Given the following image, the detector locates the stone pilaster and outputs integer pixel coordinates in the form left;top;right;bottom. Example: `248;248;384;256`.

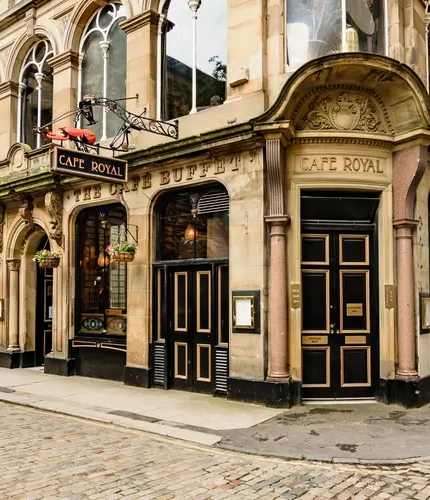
7;259;20;352
121;10;159;118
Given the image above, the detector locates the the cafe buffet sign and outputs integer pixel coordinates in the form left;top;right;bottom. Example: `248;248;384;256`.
294;155;386;174
52;146;127;183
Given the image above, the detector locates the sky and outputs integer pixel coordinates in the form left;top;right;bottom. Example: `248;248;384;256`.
166;0;227;76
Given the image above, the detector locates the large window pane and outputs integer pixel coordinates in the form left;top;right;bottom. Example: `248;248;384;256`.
286;0;385;71
164;0;227;120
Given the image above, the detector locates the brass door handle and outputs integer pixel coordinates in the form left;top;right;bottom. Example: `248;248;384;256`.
330;323;335;334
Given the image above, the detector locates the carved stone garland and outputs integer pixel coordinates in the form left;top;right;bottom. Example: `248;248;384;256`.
45;191;63;246
296;91;386;134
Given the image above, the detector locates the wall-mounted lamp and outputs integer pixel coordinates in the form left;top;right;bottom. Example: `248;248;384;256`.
184;207;198;241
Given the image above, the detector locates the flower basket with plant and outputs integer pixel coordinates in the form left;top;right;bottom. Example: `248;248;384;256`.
106;242;137;263
33;249;61;268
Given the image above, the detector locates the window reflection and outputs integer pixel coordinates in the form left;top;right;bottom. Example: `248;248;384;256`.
163;0;227;120
287;0;385;71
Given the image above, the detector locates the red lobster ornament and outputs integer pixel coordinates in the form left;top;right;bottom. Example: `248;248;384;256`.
44;127;96;145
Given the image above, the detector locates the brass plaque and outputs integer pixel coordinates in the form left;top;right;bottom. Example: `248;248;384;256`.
291;284;301;309
385;284;395;309
345;335;367;345
346;303;363;316
302;335;328;345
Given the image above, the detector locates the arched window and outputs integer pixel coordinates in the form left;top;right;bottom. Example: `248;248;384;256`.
17;40;53;149
286;0;387;71
76;204;128;337
79;3;127;142
160;0;227;120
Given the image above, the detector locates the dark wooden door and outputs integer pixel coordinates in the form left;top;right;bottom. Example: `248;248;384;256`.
35;265;53;365
168;266;214;393
301;231;378;399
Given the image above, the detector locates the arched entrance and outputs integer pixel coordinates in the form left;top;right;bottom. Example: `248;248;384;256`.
152;183;229;393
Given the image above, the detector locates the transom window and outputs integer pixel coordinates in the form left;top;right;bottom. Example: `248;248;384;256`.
286;0;387;71
79;3;127;142
17;40;53;149
156;187;229;261
160;0;227;120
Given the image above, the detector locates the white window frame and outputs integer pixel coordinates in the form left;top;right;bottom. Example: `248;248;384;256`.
17;40;53;149
78;3;126;141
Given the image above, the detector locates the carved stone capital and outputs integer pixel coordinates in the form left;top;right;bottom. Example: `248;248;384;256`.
48;50;80;72
120;10;160;34
45;191;63;246
7;259;20;271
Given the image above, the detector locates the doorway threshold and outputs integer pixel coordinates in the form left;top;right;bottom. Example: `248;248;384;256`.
302;398;376;405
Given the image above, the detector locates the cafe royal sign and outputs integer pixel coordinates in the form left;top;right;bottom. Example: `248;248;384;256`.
51;146;127;184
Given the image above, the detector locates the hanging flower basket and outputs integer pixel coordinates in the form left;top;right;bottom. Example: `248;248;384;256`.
106;242;137;264
33;250;61;268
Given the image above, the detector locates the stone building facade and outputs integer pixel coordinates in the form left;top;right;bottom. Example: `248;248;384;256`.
0;0;429;407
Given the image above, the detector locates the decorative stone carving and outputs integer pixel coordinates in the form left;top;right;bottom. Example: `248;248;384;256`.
25;8;36;37
18;196;34;227
45;191;63;245
296;91;387;133
7;259;20;272
0;42;13;68
53;7;74;35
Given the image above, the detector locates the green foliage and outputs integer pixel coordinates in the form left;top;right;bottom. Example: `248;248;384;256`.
33;250;61;262
106;242;137;254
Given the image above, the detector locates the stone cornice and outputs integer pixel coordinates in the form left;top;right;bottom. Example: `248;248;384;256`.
48;50;80;72
0;0;49;32
120;10;160;34
0;80;19;99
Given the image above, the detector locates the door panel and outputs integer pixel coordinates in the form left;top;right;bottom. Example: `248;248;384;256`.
36;266;53;366
301;231;378;399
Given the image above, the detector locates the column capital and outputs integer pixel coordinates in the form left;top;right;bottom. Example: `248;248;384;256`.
120;10;160;34
7;259;20;271
0;80;20;100
265;215;290;226
48;50;80;73
393;217;419;229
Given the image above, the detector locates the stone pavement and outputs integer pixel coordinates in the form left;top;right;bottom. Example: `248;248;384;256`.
1;367;430;464
2;402;430;500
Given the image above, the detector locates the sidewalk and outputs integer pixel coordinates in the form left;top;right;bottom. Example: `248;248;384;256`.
1;367;430;465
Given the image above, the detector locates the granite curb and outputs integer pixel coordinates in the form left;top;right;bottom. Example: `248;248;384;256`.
2;391;430;466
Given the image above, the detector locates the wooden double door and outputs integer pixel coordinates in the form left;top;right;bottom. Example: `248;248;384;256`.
35;263;53;365
163;263;229;393
301;229;379;399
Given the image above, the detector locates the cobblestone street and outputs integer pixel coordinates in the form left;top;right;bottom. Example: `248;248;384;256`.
1;402;430;500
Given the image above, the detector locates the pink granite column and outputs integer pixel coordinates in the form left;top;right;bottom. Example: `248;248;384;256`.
266;215;289;380
394;219;418;379
392;145;427;381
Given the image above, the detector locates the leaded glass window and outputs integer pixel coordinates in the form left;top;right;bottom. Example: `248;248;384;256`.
17;40;53;149
80;3;127;142
76;204;128;336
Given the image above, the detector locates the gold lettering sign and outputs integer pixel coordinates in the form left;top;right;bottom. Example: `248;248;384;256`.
345;336;367;345
290;284;301;309
295;155;385;174
346;303;363;316
302;335;328;345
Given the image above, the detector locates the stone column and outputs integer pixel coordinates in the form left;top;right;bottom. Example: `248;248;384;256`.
266;215;289;380
394;219;418;379
7;259;20;352
121;10;159;119
393;145;427;381
0;81;19;153
264;134;290;381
